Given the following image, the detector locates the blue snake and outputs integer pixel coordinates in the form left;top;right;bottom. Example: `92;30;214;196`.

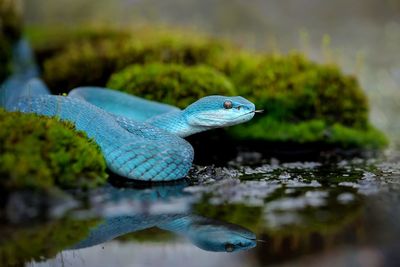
1;39;258;181
1;40;258;254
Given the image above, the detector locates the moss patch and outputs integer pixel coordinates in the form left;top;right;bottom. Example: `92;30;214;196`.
29;26;387;150
107;63;235;108
220;53;388;149
228;53;368;127
33;27;232;94
0;109;107;191
230;118;388;149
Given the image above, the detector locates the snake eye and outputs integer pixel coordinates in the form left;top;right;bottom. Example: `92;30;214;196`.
225;243;235;252
223;101;233;109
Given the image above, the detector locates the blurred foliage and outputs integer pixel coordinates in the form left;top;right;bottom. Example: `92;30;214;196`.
0;217;99;266
29;26;231;94
0;0;22;82
107;63;235;108
27;26;388;149
0;109;107;191
28;26;131;68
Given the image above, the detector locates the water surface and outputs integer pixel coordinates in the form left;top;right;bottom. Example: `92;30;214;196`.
2;152;400;267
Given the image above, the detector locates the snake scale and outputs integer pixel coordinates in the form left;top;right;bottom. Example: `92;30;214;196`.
1;39;257;181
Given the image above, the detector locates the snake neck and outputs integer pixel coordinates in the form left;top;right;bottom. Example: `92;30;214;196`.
147;110;208;138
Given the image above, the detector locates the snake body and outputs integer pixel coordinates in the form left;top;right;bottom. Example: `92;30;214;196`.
1;39;256;181
73;214;257;252
72;183;257;253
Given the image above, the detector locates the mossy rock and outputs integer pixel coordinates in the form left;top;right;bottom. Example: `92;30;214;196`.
107;63;236;108
0;217;99;266
0;109;107;191
228;53;368;127
34;27;232;94
30;26;387;150
0;0;22;82
221;53;388;149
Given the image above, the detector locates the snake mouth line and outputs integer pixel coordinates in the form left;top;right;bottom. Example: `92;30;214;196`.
233;109;264;119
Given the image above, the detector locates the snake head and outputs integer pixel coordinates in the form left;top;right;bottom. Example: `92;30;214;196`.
184;95;256;128
188;220;257;252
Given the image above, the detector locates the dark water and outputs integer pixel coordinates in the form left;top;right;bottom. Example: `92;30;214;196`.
2;151;400;267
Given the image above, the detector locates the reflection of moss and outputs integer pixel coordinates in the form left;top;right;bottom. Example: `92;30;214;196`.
0;109;107;190
107;63;235;108
0;0;22;82
193;185;364;260
255;188;364;263
193;199;264;231
0;217;99;266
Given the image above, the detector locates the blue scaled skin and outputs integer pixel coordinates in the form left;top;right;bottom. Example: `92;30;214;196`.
1;40;257;181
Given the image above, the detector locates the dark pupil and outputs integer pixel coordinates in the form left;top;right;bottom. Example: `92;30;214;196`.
224;101;233;109
225;243;234;252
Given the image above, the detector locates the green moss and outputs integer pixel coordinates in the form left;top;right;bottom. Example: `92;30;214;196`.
30;26;387;149
107;63;235;108
0;109;107;191
228;53;368;127
230;117;388;149
329;123;388;149
220;53;387;149
34;27;231;94
0;0;22;82
0;217;99;266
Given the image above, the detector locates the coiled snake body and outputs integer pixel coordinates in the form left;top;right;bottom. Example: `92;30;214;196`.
1;40;256;181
